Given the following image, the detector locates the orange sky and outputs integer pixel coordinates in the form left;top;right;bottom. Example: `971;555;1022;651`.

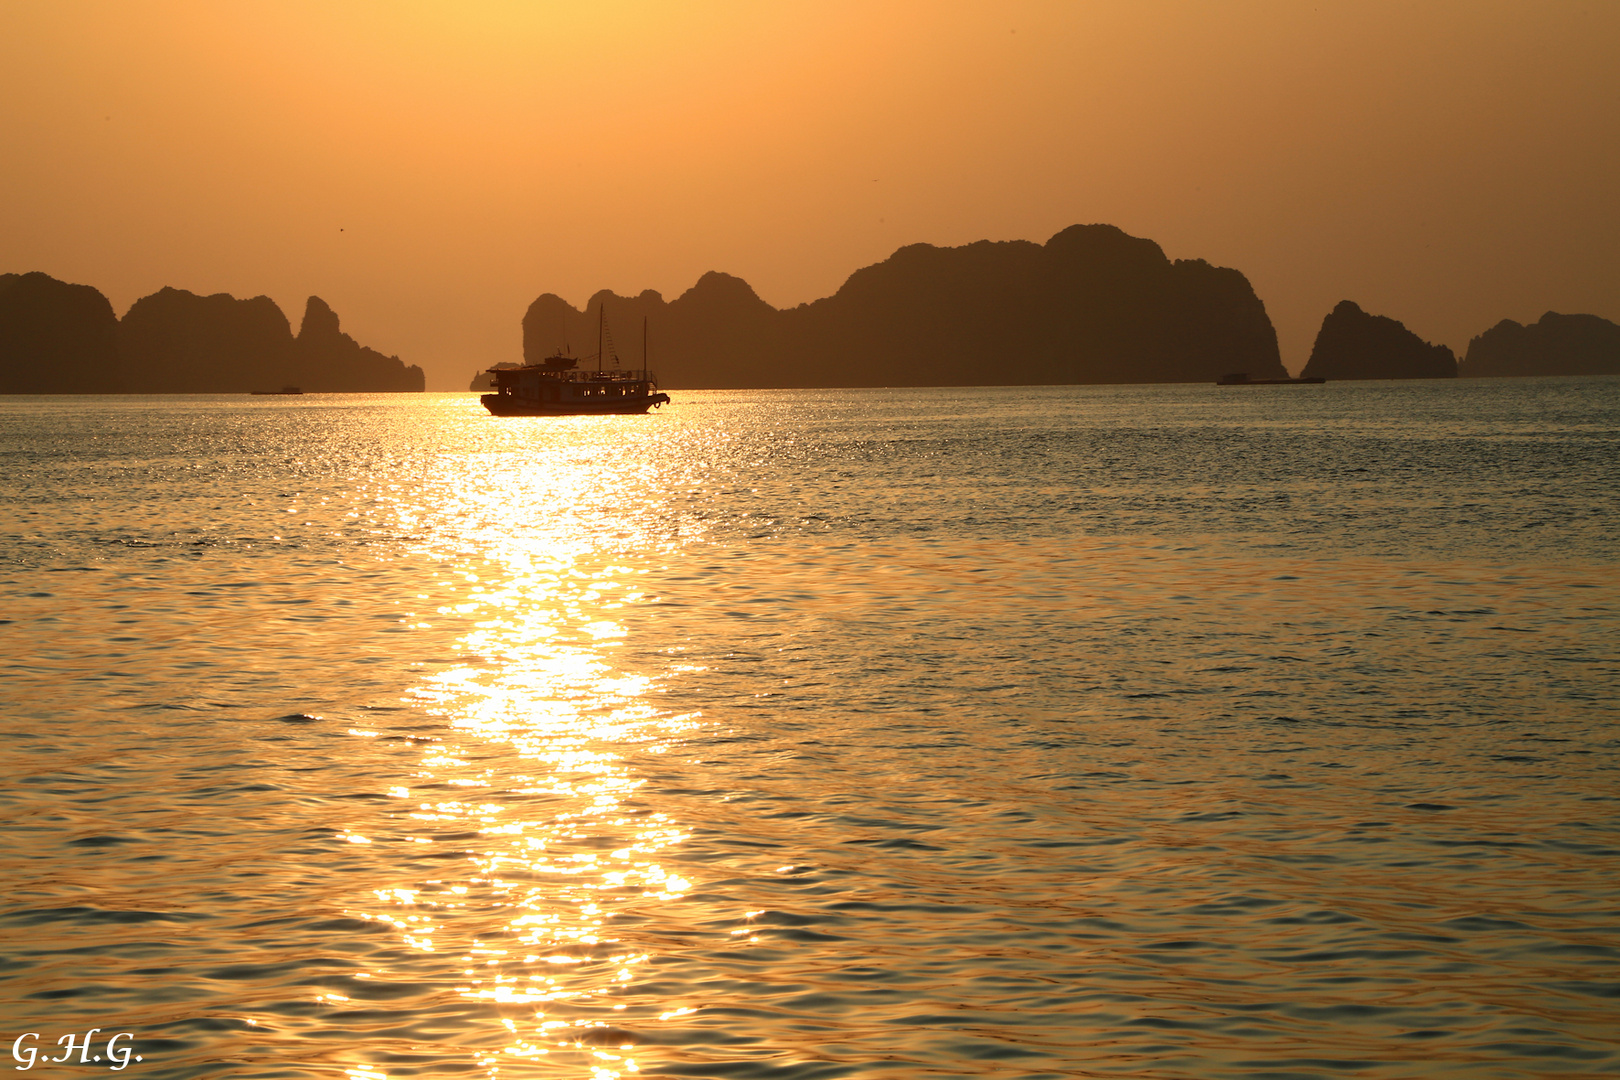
3;0;1616;385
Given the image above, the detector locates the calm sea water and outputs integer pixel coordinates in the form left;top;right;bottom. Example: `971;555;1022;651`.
1;380;1617;1080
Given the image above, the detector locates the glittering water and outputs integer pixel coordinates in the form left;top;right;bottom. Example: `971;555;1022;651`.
1;380;1617;1080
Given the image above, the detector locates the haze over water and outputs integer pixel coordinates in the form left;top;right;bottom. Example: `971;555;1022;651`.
2;380;1617;1079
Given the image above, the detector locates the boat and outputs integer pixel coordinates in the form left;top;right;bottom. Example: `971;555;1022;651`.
469;362;522;392
1216;373;1326;386
251;386;304;395
480;307;670;416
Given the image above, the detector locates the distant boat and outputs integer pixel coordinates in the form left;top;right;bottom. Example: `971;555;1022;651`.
250;386;304;395
480;307;670;416
1216;373;1326;386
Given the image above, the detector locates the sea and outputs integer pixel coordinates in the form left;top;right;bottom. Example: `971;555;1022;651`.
1;379;1616;1080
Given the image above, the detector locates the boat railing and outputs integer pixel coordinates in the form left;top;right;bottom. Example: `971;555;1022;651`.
495;366;658;384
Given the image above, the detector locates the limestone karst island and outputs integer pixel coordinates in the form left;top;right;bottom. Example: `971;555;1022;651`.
511;226;1618;388
0;274;422;394
7;225;1619;394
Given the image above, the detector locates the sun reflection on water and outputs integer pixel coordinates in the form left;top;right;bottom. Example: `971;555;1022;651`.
368;564;696;1074
338;434;710;1078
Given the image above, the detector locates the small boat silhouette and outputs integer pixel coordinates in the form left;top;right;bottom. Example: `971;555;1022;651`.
1216;373;1325;386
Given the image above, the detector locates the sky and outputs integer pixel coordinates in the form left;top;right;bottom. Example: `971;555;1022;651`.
2;0;1616;386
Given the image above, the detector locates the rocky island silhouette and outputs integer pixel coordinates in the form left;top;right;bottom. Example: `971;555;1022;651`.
0;274;423;394
0;272;125;394
10;231;1619;394
1301;301;1458;381
521;225;1289;388
1461;312;1620;378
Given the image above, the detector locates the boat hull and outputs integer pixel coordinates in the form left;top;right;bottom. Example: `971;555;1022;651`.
480;392;670;416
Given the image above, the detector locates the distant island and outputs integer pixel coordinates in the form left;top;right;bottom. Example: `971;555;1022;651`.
521;224;1289;388
0;272;423;394
1461;312;1620;378
1301;301;1458;380
1296;302;1620;381
12;242;1618;395
0;272;124;393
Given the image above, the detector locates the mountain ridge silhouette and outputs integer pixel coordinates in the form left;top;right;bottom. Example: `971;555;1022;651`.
1301;301;1458;381
1462;312;1620;377
523;224;1288;387
0;273;422;393
0;272;124;393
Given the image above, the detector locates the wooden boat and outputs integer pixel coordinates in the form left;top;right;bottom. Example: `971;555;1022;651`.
1216;373;1326;386
480;308;669;416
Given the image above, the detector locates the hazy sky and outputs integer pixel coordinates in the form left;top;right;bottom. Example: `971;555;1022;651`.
3;0;1616;385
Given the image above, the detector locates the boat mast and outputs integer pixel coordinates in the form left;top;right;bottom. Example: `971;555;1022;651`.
597;303;604;373
642;316;648;378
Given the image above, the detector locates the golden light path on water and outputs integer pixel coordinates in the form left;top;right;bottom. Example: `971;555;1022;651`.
341;421;712;1080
